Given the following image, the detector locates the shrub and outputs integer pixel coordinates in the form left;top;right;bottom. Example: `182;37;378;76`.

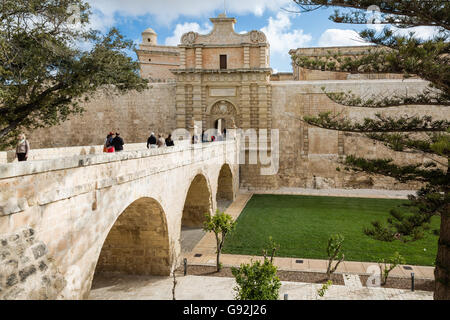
262;236;280;263
317;280;333;298
326;234;345;279
203;210;236;272
378;252;406;286
232;258;281;300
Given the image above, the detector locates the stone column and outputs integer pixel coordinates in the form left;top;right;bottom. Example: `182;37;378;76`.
195;47;202;69
175;82;186;129
243;46;250;69
180;48;186;69
258;84;268;129
240;81;251;129
259;46;267;68
192;75;202;123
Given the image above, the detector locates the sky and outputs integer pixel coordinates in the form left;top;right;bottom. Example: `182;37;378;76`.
85;0;440;73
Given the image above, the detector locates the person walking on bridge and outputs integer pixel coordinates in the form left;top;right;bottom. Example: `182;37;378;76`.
112;132;124;152
104;132;115;153
165;134;174;147
147;132;157;149
157;134;165;148
16;133;30;162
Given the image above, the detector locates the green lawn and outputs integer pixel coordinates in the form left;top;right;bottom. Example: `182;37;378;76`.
222;194;439;266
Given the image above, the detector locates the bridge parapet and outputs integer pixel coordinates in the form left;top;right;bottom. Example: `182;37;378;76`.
0;139;238;218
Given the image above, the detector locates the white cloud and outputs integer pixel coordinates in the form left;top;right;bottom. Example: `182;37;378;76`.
318;25;442;48
392;26;442;40
164;22;213;46
87;0;292;27
261;11;312;55
318;29;368;47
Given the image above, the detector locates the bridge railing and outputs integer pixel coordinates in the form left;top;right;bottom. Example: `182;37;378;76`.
0;141;194;164
0;138;238;181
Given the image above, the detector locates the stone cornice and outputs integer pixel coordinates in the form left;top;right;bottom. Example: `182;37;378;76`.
178;43;268;49
170;68;272;74
136;49;180;56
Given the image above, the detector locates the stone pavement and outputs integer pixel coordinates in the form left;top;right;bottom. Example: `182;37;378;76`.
245;187;416;199
88;274;433;300
183;191;435;280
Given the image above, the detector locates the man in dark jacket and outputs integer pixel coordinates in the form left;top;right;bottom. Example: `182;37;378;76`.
112;132;124;152
165;134;175;147
147;132;157;148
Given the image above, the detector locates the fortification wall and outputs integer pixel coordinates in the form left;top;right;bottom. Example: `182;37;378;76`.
24;83;176;149
270;79;448;190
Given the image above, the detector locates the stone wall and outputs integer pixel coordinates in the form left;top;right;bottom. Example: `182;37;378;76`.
268;79;448;190
23;83;176;149
289;46;406;81
0;227;66;300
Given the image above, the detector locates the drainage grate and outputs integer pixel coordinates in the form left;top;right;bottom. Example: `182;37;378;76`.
403;266;413;270
194;253;202;257
295;260;303;264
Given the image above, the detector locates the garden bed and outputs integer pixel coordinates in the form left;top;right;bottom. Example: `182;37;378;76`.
180;264;434;291
359;274;434;292
180;264;345;285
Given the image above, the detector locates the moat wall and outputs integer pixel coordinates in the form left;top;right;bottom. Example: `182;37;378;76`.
20;79;448;191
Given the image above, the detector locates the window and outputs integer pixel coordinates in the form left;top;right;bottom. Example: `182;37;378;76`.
220;55;227;69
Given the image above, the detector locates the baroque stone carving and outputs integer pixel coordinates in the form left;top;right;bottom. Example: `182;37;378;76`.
181;31;198;45
249;30;266;44
211;101;237;116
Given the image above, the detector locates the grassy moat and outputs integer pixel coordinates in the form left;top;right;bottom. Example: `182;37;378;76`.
222;194;439;266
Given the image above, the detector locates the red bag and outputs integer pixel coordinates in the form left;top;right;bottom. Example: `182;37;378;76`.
107;146;115;153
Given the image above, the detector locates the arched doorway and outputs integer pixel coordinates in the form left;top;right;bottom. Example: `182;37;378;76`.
93;197;171;277
216;164;234;212
180;174;212;252
208;100;238;134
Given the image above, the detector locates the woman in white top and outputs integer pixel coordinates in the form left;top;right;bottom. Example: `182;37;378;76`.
16;133;30;162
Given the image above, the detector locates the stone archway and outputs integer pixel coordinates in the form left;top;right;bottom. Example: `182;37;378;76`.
216;164;234;212
93;197;171;277
207;100;239;132
180;174;212;253
182;174;212;227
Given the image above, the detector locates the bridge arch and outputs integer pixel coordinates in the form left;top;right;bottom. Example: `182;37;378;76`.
216;163;234;206
93;197;171;278
181;173;213;227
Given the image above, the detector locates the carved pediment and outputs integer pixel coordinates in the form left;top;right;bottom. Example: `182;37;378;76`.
249;30;267;44
211;101;237;116
181;32;198;45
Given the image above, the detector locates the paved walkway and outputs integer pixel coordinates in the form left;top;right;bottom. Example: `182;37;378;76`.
183;191;435;280
89;274;432;300
245;187;416;199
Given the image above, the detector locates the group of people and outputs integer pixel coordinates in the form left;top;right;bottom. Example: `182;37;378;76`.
103;131;124;153
147;132;174;149
199;129;227;143
13;128;204;162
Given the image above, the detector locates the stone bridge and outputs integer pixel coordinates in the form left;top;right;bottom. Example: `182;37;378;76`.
0;139;239;299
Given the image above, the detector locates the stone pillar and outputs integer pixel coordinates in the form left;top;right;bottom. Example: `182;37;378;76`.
193;77;202;123
259;46;266;68
175;83;186;129
180;48;186;69
195;47;202;69
243;46;250;68
240;82;251;129
258;84;268;129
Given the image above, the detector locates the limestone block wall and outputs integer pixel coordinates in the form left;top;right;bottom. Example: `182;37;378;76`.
0;227;66;300
269;79;449;190
0;140;239;299
23;83;177;149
